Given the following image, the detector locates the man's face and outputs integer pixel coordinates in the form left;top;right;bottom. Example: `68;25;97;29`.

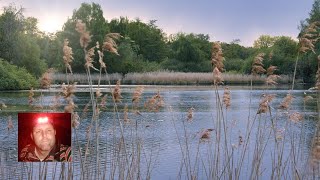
31;122;56;152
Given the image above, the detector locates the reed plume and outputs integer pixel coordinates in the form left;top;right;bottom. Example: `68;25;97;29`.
299;21;320;53
85;47;98;71
102;33;122;55
200;129;214;140
266;74;280;86
279;93;293;110
213;67;223;85
64;98;76;113
96;88;102;98
132;86;144;107
72;112;80;128
112;80;122;103
62;82;77;113
265;65;280;85
211;42;224;85
75;20;91;49
222;87;231;109
289;112;303;123
266;66;277;76
81;102;90;119
187;107;194;121
40;68;54;89
28;87;34;106
310;136;320;168
100;94;108;110
257;94;276;114
211;42;224;72
7;115;13;131
252;53;266;75
98;49;106;70
61;82;77;98
144;91;165;112
123;104;130;123
63;39;74;74
304;95;313;102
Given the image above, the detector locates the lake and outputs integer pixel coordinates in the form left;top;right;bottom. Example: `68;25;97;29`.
0;85;319;179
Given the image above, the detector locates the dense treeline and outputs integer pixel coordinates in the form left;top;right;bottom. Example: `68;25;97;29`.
0;1;320;89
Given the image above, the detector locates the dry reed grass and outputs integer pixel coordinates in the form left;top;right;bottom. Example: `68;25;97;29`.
40;68;54;89
144;91;165;112
252;53;266;75
122;71;291;85
63;39;74;74
112;80;122;103
279;93;294;110
222;87;231;109
211;42;224;85
53;73;123;84
187;107;194;121
257;94;275;114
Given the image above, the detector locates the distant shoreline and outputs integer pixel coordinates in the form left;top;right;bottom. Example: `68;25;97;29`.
52;72;294;85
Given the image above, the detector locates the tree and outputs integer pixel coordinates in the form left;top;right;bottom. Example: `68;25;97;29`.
14;34;47;77
126;19;169;63
23;17;39;35
0;5;47;77
59;2;109;73
0;6;24;63
268;36;298;75
253;35;279;49
298;0;320;83
168;33;211;72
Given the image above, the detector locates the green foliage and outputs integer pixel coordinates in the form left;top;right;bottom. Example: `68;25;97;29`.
268;36;298;75
104;37;161;73
221;42;256;73
58;2;109;73
110;17;169;63
221;42;254;60
253;35;279;49
0;59;38;90
224;58;245;72
305;0;320;25
0;5;47;78
168;33;211;72
298;0;320;83
37;34;64;70
14;34;47;77
296;51;318;83
0;6;24;63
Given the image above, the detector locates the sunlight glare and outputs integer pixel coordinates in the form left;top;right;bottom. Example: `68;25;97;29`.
38;16;62;33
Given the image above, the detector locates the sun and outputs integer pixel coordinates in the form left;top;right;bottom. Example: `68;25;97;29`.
38;16;63;33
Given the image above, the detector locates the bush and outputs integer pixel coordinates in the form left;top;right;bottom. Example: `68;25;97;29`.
0;59;38;90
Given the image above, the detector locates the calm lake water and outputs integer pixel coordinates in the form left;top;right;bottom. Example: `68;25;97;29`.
0;85;319;179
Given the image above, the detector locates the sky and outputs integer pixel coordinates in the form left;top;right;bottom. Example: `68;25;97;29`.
0;0;315;47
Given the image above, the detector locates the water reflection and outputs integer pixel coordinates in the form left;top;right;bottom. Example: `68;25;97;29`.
0;86;319;179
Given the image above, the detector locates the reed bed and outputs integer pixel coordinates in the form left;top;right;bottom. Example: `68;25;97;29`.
53;73;123;85
52;71;292;85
